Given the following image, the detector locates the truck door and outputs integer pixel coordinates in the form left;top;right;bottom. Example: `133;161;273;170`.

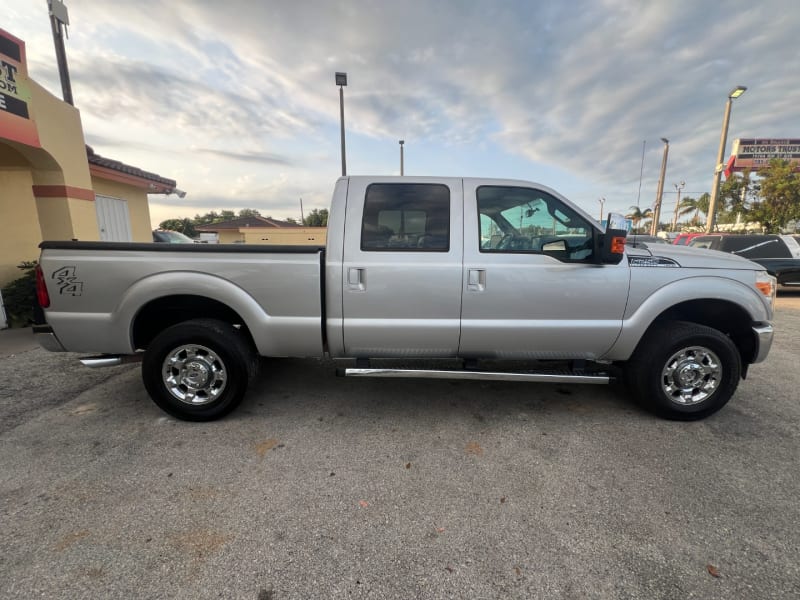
459;181;630;359
341;178;463;357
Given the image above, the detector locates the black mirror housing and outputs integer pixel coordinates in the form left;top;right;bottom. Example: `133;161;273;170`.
596;228;627;264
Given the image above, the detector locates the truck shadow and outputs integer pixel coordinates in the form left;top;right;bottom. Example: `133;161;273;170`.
239;357;644;425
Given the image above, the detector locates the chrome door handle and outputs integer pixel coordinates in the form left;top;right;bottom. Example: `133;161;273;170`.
467;269;486;291
348;267;366;291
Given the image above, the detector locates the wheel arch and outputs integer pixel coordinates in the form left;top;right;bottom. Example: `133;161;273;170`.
132;295;257;352
115;272;266;352
649;299;756;365
606;276;769;364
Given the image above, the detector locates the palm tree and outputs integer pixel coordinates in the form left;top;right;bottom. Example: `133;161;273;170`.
677;196;699;222
625;206;653;233
677;194;711;226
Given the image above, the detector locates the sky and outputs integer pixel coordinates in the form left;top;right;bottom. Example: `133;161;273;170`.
5;0;800;228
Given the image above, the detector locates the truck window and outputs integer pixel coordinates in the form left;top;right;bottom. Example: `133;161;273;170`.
477;186;593;261
360;183;450;251
726;236;791;258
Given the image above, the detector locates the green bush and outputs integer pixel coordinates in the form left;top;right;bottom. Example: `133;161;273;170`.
1;261;37;328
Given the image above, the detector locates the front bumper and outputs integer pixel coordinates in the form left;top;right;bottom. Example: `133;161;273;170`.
752;322;774;364
33;324;67;352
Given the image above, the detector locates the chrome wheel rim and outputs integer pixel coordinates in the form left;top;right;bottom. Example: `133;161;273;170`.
661;345;721;405
162;344;227;405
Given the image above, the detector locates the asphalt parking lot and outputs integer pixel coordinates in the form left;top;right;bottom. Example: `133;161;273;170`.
1;293;799;599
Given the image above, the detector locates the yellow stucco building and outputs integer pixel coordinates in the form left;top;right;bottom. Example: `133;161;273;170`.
195;216;327;246
0;28;178;287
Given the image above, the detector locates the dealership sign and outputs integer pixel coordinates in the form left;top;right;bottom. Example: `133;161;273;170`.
0;28;40;147
726;138;800;176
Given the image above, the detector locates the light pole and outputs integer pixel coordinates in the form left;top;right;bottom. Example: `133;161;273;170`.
598;197;605;223
650;138;670;236
706;86;747;233
399;140;404;175
48;0;73;105
670;181;685;231
335;72;348;176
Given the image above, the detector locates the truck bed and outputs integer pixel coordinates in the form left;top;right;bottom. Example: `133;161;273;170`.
38;241;326;357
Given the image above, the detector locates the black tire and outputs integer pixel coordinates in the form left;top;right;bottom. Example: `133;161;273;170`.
142;319;256;421
625;321;741;421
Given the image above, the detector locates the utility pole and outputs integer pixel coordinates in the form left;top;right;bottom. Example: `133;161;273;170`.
650;138;669;236
48;0;73;105
399;140;404;175
335;72;347;176
598;197;605;223
670;181;685;231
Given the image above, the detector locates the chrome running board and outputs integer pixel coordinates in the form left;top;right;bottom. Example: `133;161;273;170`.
80;354;143;368
340;368;611;384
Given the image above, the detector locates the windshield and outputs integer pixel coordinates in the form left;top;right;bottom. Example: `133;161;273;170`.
154;230;195;243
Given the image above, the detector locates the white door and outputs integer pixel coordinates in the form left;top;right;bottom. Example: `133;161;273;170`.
95;195;133;242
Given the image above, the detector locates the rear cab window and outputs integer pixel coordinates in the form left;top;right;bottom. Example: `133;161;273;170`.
360;183;450;251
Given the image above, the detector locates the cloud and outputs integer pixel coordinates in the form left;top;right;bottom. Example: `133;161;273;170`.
194;148;292;166
8;0;800;222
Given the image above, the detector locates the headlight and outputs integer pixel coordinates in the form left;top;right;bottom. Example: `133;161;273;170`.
755;270;777;307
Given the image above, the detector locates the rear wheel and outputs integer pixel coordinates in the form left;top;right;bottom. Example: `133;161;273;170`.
142;319;256;421
625;321;741;420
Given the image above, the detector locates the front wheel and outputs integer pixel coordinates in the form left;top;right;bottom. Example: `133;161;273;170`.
625;321;741;420
142;319;256;421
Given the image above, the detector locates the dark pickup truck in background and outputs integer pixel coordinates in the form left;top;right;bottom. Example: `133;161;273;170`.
689;234;800;287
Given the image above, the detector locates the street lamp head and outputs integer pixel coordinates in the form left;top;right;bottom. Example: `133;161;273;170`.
729;86;747;99
399;140;404;146
335;72;348;86
661;137;669;144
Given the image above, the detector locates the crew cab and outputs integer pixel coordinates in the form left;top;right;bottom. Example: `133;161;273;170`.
34;177;776;421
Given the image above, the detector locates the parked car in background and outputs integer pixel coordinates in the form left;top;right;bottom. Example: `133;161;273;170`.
152;230;196;243
673;232;706;246
688;234;800;287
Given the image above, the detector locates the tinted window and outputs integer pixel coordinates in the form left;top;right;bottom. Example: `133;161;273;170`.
361;183;450;251
688;236;720;250
722;236;791;258
477;186;593;261
153;230;195;243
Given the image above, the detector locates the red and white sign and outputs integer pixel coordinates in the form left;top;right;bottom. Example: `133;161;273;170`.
726;138;800;176
0;28;40;148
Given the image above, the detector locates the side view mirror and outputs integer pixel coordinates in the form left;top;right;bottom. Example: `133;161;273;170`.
597;228;627;264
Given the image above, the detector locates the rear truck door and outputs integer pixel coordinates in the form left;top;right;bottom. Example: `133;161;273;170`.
341;177;463;357
459;180;630;360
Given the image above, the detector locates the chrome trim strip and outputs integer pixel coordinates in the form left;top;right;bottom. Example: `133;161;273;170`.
80;355;143;368
343;368;611;384
752;323;774;364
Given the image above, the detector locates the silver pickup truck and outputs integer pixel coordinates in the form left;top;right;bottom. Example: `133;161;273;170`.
34;176;776;421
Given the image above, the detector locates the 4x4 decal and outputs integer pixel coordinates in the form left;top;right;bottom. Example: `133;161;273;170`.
52;266;84;296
